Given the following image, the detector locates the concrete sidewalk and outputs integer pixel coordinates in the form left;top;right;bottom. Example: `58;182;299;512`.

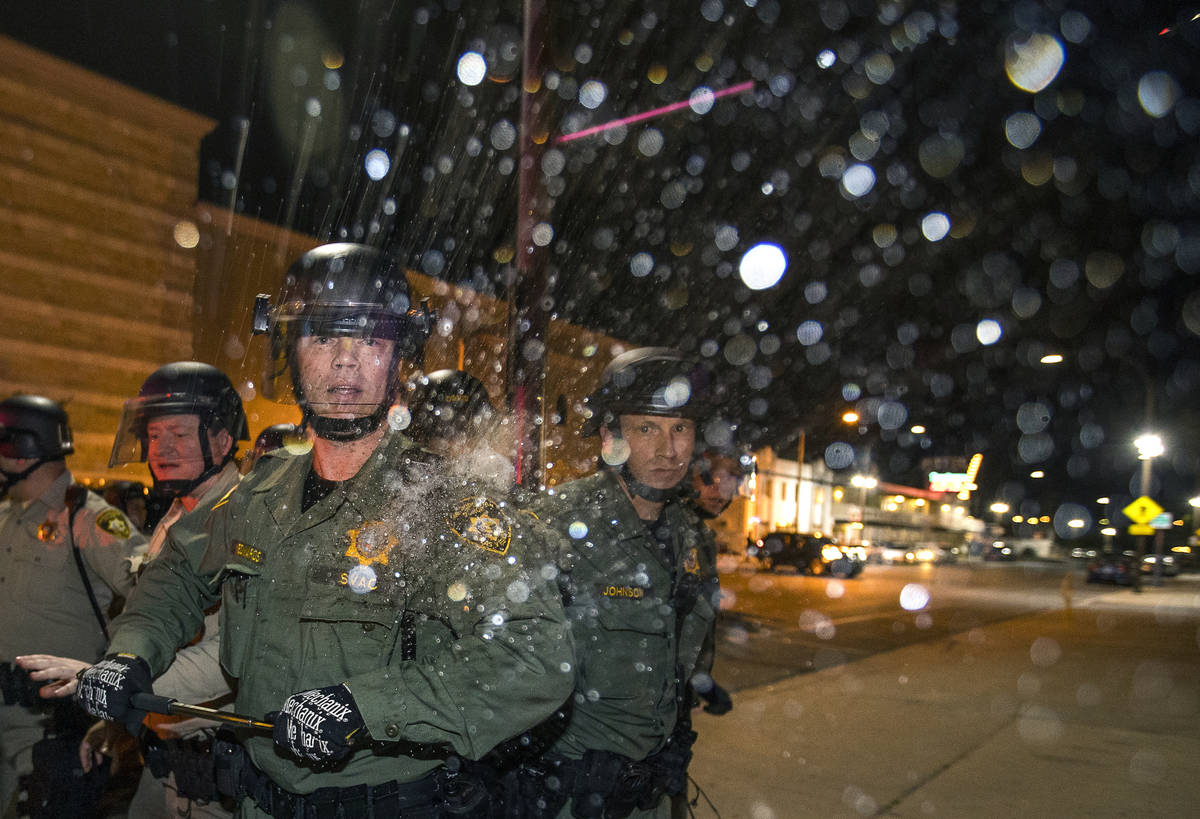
687;580;1200;818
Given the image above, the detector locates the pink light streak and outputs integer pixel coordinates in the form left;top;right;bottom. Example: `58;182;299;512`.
556;80;755;144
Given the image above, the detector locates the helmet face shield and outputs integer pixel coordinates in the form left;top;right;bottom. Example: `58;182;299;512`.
108;398;209;468
108;362;249;470
258;244;432;406
0;429;43;460
0;396;74;461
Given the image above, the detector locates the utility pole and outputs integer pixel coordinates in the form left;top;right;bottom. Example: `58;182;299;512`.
506;0;552;488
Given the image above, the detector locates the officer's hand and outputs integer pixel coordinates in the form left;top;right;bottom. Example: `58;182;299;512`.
74;653;152;731
270;683;365;763
699;682;733;716
15;654;90;698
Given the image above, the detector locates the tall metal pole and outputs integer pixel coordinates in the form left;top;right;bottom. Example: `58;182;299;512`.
506;0;552;488
793;431;805;532
1133;383;1155;592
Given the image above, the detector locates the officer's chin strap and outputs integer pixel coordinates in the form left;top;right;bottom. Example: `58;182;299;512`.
615;463;682;504
0;458;51;499
303;402;390;442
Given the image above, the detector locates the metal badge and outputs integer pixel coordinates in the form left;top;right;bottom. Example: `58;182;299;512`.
345;521;396;566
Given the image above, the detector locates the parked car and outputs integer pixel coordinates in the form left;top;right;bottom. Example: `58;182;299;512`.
749;532;863;578
877;542;956;565
1126;550;1181;577
1086;553;1135;585
984;541;1016;561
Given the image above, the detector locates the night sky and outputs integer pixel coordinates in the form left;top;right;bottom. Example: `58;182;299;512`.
4;1;1200;534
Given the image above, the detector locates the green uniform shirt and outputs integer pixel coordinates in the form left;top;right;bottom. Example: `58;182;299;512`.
108;431;573;794
532;469;720;761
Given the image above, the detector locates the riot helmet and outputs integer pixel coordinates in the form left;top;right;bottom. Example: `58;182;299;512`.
253;423;306;455
583;348;713;502
0;395;73;492
405;370;497;447
581;347;714;436
242;423;307;473
109;362;249;499
253;243;433;441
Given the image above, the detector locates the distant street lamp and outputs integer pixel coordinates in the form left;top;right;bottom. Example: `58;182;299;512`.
989;501;1009;515
842;410;860;425
1135;433;1164;460
1134;431;1165;590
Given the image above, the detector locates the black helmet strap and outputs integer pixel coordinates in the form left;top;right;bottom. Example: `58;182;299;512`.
614;462;681;504
0;456;55;498
302;402;390;442
147;417;233;500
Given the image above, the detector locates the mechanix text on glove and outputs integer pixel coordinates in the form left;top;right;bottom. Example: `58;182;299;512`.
271;683;366;763
74;653;153;726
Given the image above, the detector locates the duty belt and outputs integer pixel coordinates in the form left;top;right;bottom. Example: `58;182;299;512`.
240;766;442;819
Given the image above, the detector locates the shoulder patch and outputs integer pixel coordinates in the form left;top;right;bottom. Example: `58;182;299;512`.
95;508;132;539
447;497;511;556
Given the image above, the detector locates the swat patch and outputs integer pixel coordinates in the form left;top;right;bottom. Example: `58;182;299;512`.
682;547;701;575
37;521;57;542
95;509;131;539
447;497;511;555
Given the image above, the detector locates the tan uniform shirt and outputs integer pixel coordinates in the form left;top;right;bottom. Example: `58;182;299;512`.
0;470;144;664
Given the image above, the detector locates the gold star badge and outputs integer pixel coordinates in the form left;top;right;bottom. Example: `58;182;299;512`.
345;521;396;567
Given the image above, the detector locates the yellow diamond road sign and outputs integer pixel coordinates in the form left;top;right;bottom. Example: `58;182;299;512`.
1123;496;1163;525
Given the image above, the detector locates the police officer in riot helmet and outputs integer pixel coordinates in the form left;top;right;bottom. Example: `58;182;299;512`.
75;243;573;818
405;369;515;486
261;243;431;440
525;347;723;818
0;396;144;815
21;364;249;818
110;361;250;502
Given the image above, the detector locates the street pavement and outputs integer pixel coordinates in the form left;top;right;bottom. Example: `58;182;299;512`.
688;574;1200;818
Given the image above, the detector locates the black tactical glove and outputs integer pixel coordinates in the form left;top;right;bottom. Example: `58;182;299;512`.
74;653;153;731
270;683;365;763
699;682;733;715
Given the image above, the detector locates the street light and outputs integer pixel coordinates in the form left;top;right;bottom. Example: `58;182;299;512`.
1133;432;1165;590
1135;433;1164;460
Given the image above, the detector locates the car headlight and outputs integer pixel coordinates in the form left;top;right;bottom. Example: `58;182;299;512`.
822;545;843;562
915;549;934;562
